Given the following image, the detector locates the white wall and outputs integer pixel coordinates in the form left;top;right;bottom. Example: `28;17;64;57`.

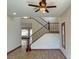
31;33;61;49
58;7;71;59
42;17;58;23
7;16;21;52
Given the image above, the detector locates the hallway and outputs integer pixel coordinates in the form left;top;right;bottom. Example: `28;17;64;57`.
7;47;65;59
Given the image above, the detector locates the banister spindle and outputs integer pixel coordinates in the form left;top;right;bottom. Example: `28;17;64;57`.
48;22;50;32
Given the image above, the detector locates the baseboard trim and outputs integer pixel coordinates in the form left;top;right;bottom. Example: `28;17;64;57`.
7;45;21;54
31;49;60;50
31;49;60;51
59;50;67;59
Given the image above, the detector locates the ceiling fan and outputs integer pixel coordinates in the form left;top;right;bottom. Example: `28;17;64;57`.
28;0;56;13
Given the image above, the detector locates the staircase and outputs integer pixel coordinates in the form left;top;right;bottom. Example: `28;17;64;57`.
26;17;59;52
30;17;48;29
31;24;49;44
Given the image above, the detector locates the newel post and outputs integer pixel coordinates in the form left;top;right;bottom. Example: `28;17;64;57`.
26;28;31;52
48;22;50;32
26;37;31;52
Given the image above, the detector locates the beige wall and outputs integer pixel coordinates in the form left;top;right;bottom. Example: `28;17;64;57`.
31;19;43;34
58;7;71;59
42;17;58;23
7;16;21;52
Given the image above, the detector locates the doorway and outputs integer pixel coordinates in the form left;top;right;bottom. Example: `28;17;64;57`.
21;28;32;49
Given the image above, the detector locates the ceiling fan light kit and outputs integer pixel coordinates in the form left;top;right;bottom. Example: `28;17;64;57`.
40;8;46;12
28;0;56;13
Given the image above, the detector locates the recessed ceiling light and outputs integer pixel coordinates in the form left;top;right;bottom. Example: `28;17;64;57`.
13;12;16;15
23;16;28;19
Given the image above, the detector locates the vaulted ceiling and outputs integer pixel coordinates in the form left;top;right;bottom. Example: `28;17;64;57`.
7;0;71;17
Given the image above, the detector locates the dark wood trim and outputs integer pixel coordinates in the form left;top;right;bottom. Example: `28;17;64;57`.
31;49;60;50
31;32;48;45
30;27;44;37
31;17;48;29
21;27;32;29
48;22;50;31
23;38;31;51
50;22;59;24
49;31;59;33
61;22;66;49
26;44;31;52
7;45;21;54
39;17;48;23
26;28;32;52
21;36;29;39
30;24;48;37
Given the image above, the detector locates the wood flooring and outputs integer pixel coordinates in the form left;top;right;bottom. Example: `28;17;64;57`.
7;47;65;59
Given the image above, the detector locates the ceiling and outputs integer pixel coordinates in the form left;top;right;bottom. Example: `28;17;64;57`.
7;0;71;17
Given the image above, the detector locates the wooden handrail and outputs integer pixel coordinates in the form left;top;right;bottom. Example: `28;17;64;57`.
50;22;59;24
30;24;48;38
39;17;48;24
29;22;59;39
30;31;48;45
30;17;48;29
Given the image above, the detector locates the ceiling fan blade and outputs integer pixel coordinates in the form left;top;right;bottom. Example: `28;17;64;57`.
35;9;40;12
28;4;39;7
45;9;49;13
46;6;56;8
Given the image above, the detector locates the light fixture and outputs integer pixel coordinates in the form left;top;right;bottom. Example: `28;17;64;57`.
23;16;28;19
42;10;46;13
13;12;16;15
40;7;46;13
28;0;56;13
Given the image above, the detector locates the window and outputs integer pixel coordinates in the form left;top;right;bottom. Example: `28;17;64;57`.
21;29;28;36
30;29;32;36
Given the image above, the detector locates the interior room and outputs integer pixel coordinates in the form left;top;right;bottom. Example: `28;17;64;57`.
7;0;71;59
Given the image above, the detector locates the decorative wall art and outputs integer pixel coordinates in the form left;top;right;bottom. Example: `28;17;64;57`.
61;22;66;49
